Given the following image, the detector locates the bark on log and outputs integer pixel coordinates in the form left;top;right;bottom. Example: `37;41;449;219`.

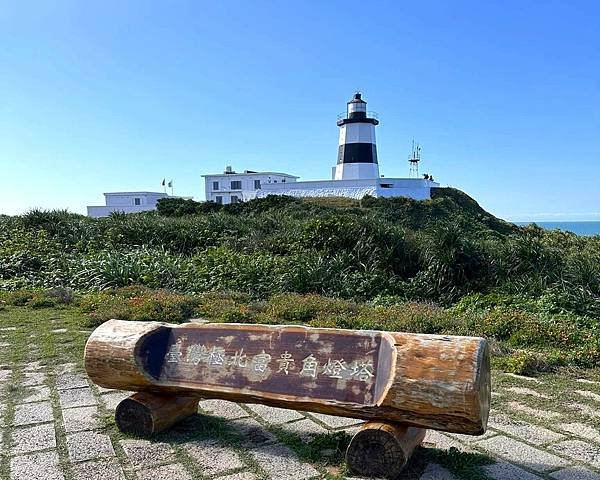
85;320;490;435
346;421;426;478
115;391;199;437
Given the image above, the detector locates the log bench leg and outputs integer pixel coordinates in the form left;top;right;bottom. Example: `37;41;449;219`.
115;392;200;437
346;421;426;479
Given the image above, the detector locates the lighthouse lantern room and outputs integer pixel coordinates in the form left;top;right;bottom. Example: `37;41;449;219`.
334;92;380;180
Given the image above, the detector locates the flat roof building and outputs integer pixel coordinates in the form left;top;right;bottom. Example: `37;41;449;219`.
87;192;169;217
202;167;298;205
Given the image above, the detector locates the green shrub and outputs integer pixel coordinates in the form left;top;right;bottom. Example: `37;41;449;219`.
79;286;200;327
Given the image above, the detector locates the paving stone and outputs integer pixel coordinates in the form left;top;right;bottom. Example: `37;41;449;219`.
0;326;17;331
250;443;320;480
279;418;329;443
55;362;77;375
504;386;549;398
502;373;543;383
56;372;89;390
199;399;249;419
419;463;458;479
507;401;561;420
22;372;46;387
478;435;569;472
62;406;101;433
576;379;600;385
23;361;44;371
71;459;126;480
95;385;116;394
51;328;67;333
67;431;115;463
550;466;600;480
307;412;364;429
59;387;97;409
10;450;64;480
228;416;278;447
217;473;258;480
446;428;499;444
21;385;51;403
184;439;245;476
566;402;600;419
13;401;54;426
101;391;130;411
488;413;565;444
576;390;600;402
423;430;471;452
483;460;543;480
120;439;176;468
245;403;304;424
11;423;57;455
558;423;600;443
549;439;600;469
136;463;193;480
0;369;11;382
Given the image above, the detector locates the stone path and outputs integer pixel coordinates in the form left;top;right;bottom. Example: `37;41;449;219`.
1;339;599;479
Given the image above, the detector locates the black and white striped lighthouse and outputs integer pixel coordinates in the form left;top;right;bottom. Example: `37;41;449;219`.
334;92;380;180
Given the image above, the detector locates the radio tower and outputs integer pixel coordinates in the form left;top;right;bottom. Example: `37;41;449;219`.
408;140;421;178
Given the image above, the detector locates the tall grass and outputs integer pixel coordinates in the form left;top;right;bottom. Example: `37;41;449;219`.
0;193;599;319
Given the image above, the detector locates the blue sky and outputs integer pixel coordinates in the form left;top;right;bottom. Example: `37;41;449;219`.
1;0;598;220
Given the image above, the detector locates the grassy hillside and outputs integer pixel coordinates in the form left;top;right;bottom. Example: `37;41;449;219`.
0;191;598;372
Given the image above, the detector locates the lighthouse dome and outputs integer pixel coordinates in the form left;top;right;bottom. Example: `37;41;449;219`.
349;92;366;104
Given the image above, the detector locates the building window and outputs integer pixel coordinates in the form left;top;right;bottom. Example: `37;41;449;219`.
274;180;277;183
231;180;242;190
215;196;223;204
282;179;286;183
213;181;219;190
231;195;240;204
134;198;141;206
254;180;261;189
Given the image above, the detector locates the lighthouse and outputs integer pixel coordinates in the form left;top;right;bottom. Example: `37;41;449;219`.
334;92;380;180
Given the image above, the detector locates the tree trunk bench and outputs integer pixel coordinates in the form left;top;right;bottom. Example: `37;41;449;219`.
85;320;490;478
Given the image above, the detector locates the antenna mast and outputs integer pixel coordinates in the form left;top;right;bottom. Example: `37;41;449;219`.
408;140;421;178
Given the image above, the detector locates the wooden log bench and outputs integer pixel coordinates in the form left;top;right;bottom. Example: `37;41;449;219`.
85;320;490;478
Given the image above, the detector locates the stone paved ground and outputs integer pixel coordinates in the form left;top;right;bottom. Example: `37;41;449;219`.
1;318;599;479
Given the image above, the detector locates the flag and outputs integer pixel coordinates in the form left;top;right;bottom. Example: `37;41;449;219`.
168;180;173;188
161;179;165;186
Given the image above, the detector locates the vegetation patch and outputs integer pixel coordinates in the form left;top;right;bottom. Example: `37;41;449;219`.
1;191;599;374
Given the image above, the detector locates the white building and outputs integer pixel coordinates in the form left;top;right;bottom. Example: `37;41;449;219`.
202;167;299;204
87;192;169;217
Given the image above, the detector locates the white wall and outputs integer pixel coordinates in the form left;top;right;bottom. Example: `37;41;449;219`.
104;193;167;207
87;204;158;218
204;173;297;204
87;192;168;217
258;178;438;201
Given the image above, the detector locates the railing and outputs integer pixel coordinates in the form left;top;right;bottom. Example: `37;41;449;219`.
337;111;379;121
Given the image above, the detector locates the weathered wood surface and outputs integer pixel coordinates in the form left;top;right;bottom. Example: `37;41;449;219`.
115;391;199;437
85;319;490;434
346;421;426;478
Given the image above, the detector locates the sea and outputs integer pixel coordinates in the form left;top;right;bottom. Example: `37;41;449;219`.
514;221;600;236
